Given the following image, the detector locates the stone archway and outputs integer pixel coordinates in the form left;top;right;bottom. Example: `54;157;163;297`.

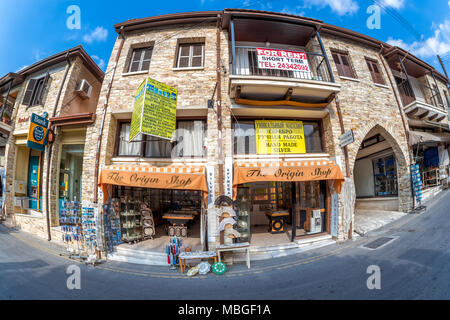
350;121;412;234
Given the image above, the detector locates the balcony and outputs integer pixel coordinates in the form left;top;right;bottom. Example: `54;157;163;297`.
396;76;448;123
225;15;340;109
0;103;14;132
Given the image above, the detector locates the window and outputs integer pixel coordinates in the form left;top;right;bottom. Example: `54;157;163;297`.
116;120;205;158
176;43;204;68
331;50;356;78
128;47;153;73
22;73;49;106
366;59;385;85
233;120;323;155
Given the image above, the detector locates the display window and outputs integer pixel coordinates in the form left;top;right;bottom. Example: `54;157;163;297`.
110;186;203;247
115;120;205;158
235;180;328;245
372;154;398;196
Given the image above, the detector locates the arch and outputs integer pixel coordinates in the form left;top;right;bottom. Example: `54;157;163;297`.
350;120;412;213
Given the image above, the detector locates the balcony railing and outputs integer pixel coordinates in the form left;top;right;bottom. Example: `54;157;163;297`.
233;46;334;83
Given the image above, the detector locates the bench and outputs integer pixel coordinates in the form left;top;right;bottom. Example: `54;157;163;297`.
216;242;251;269
178;251;218;273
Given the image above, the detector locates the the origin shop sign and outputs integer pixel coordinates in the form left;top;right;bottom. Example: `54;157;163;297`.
256;48;312;74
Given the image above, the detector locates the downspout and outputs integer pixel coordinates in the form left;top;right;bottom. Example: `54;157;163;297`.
333;95;351;178
216;15;224;196
93;26;125;203
45;51;72;241
378;44;415;211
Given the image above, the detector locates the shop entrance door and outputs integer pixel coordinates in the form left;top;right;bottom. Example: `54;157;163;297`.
28;155;41;210
291;181;327;241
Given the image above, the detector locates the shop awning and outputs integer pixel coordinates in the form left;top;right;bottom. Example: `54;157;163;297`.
408;130;450;145
233;160;345;198
99;164;208;202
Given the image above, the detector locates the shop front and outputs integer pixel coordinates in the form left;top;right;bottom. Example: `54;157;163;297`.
98;164;209;252
232;161;344;245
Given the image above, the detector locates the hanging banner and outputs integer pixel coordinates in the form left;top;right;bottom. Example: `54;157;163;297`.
129;77;177;142
256;48;312;74
27;113;49;151
255;120;306;154
331;194;339;237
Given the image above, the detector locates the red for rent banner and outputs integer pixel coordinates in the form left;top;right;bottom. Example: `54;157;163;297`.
256;48;312;74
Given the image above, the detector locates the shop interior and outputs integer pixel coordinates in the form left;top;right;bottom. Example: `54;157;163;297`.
111;186;203;251
235;180;328;246
412;143;445;189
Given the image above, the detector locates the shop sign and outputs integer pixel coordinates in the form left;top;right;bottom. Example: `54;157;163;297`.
339;129;354;148
206;166;215;206
256;48;312;75
225;157;233;198
129;77;177;142
331;194;339;237
27;113;49;151
255;120;306;154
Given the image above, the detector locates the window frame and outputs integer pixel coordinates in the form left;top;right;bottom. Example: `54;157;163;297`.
232;117;326;155
127;47;153;73
365;58;385;85
176;43;205;69
330;49;357;79
114;118;207;159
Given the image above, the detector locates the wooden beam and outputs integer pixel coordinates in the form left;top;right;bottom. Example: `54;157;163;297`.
428;113;438;121
235;97;328;108
436;115;446;122
406;107;419;116
417;111;430;119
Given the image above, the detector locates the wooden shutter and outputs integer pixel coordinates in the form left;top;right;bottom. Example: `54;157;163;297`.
331;53;345;77
22;79;37;105
36;73;50;104
366;59;384;84
331;51;355;78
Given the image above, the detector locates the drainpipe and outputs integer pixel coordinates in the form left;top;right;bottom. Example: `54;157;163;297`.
93;27;125;203
333;95;350;178
216;15;224;196
378;44;415;211
44;52;72;241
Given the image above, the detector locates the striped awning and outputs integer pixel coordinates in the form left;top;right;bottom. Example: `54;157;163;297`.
99;164;208;203
233;160;345;198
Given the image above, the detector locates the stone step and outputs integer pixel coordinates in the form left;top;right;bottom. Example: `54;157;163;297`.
107;246;168;266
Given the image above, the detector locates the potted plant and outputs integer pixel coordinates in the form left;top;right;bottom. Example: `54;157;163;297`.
2;108;11;124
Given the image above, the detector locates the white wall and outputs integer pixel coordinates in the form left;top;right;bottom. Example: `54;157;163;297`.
354;158;375;197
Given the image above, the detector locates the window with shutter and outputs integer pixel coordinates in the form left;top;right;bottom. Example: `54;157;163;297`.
128;47;152;73
177;43;204;68
22;79;38;106
366;59;385;85
331;51;356;78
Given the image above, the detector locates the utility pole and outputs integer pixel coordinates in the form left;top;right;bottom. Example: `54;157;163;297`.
437;55;449;81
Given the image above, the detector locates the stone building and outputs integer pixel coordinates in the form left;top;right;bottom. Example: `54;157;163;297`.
0;46;104;241
2;9;449;261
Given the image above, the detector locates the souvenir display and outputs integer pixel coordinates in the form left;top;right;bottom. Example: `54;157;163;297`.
103;199;122;253
82;205;99;264
141;203;155;240
166;236;182;269
411;163;423;204
60;200;84;259
119;197;143;244
187;265;200;277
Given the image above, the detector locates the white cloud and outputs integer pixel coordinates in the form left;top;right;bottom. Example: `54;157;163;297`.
281;6;305;17
387;19;450;58
83;26;108;44
380;0;405;9
302;0;359;16
91;55;106;70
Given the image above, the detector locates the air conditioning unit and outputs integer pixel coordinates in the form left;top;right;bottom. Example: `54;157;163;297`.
74;79;92;99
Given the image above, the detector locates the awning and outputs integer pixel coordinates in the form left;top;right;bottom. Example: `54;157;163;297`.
233;160;345;199
99;164;208;203
408;131;450;145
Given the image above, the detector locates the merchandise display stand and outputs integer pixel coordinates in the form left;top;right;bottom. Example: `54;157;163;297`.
166;237;182;270
60;200;86;261
82;205;100;265
119;197;143;244
411;163;426;213
103;199;122;253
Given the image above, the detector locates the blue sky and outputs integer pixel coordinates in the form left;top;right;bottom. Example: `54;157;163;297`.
0;0;449;77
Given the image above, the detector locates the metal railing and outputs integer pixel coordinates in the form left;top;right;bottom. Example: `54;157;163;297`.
233;46;334;83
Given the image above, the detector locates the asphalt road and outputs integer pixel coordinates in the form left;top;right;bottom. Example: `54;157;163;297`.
1;189;449;300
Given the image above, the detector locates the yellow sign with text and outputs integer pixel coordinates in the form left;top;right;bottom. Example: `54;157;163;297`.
255;120;306;154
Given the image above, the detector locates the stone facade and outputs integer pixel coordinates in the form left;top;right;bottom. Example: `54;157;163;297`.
2;54;102;239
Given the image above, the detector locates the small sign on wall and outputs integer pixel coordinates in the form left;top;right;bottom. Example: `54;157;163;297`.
225;157;233;198
331;193;339;237
206;165;215;206
339;129;354;148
